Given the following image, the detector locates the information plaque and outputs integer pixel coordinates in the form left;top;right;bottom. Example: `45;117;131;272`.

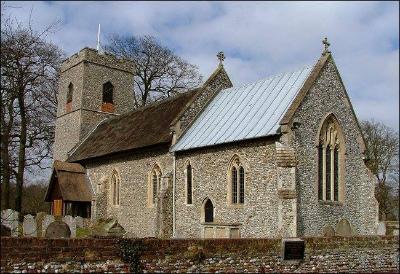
282;238;305;261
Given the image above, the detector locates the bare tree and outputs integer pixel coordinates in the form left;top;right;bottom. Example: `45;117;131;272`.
361;119;399;220
105;35;202;108
1;11;63;211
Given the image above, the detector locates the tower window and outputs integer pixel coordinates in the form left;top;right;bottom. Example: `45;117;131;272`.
102;81;114;104
66;83;73;112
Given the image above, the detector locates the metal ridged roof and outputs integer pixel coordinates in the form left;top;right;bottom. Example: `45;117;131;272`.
172;64;314;152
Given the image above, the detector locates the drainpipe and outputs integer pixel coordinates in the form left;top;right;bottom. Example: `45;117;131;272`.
172;152;176;238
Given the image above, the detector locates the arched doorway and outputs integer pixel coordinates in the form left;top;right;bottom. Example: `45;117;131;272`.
204;199;214;223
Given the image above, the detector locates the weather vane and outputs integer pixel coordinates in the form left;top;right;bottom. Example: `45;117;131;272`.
322;37;330;55
217;51;225;65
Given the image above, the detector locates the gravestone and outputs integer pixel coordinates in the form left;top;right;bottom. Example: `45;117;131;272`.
75;216;84;228
23;214;37;237
322;225;335;237
336;219;353;237
90;218;125;237
282;238;305;261
63;215;76;238
35;212;47;237
1;209;20;237
45;221;71;238
42;215;55;236
377;222;386;236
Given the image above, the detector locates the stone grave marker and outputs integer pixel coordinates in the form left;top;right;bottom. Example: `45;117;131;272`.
1;209;20;237
336;219;353;237
45;221;71;238
377;222;386;236
322;225;335;237
282;238;305;261
63;215;76;238
42;215;55;236
35;212;47;237
23;214;37;237
75;216;84;228
91;218;125;237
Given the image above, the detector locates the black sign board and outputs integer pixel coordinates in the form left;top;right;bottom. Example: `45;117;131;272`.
282;239;305;261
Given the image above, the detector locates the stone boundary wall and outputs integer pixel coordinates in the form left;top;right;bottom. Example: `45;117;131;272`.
1;237;120;265
1;236;399;273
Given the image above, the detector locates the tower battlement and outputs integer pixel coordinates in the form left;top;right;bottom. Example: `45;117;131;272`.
61;47;134;74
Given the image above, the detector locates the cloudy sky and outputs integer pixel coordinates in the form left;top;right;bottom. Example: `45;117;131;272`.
5;1;399;130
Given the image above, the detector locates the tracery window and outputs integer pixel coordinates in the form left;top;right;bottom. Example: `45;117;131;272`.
186;163;193;204
111;171;120;206
318;115;344;202
229;156;245;205
150;164;162;206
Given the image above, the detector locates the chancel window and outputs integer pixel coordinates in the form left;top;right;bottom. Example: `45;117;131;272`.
318;116;344;202
111;171;120;206
186;163;193;204
229;156;245;205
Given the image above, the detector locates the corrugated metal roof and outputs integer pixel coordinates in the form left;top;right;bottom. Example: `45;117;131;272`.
171;64;314;152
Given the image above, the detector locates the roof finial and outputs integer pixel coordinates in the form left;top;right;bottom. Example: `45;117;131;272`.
217;51;225;65
322;37;330;55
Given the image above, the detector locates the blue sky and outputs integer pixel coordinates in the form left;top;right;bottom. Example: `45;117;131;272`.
5;1;399;131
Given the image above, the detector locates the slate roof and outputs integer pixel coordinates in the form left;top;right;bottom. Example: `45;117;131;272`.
68;90;198;162
45;160;93;202
171;64;315;152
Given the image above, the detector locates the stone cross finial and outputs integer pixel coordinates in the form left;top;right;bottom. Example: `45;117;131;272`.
217;51;225;65
322;37;331;55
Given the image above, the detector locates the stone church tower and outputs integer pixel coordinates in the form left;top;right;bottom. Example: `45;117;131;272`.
53;48;135;160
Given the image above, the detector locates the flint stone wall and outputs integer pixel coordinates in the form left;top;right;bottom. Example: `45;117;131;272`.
86;146;173;238
175;138;279;238
292;58;379;236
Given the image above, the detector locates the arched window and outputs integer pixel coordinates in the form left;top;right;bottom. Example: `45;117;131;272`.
229;156;245;205
111;171;120;206
67;83;73;103
204;199;214;223
149;164;162;206
318;115;344;202
102;81;114;104
186;163;193;204
66;83;73;112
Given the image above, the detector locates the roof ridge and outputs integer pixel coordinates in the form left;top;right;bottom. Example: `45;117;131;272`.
228;63;314;92
102;88;200;124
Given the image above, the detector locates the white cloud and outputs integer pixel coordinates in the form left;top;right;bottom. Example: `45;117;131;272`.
5;1;399;129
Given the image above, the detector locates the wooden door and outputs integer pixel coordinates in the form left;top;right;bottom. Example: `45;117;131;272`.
53;199;63;216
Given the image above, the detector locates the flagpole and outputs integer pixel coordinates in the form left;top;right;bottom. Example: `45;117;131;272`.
97;24;101;51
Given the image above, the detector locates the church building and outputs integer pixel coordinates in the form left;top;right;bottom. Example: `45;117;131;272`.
46;39;378;238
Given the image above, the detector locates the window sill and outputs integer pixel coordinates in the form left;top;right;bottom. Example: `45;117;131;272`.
318;200;343;206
